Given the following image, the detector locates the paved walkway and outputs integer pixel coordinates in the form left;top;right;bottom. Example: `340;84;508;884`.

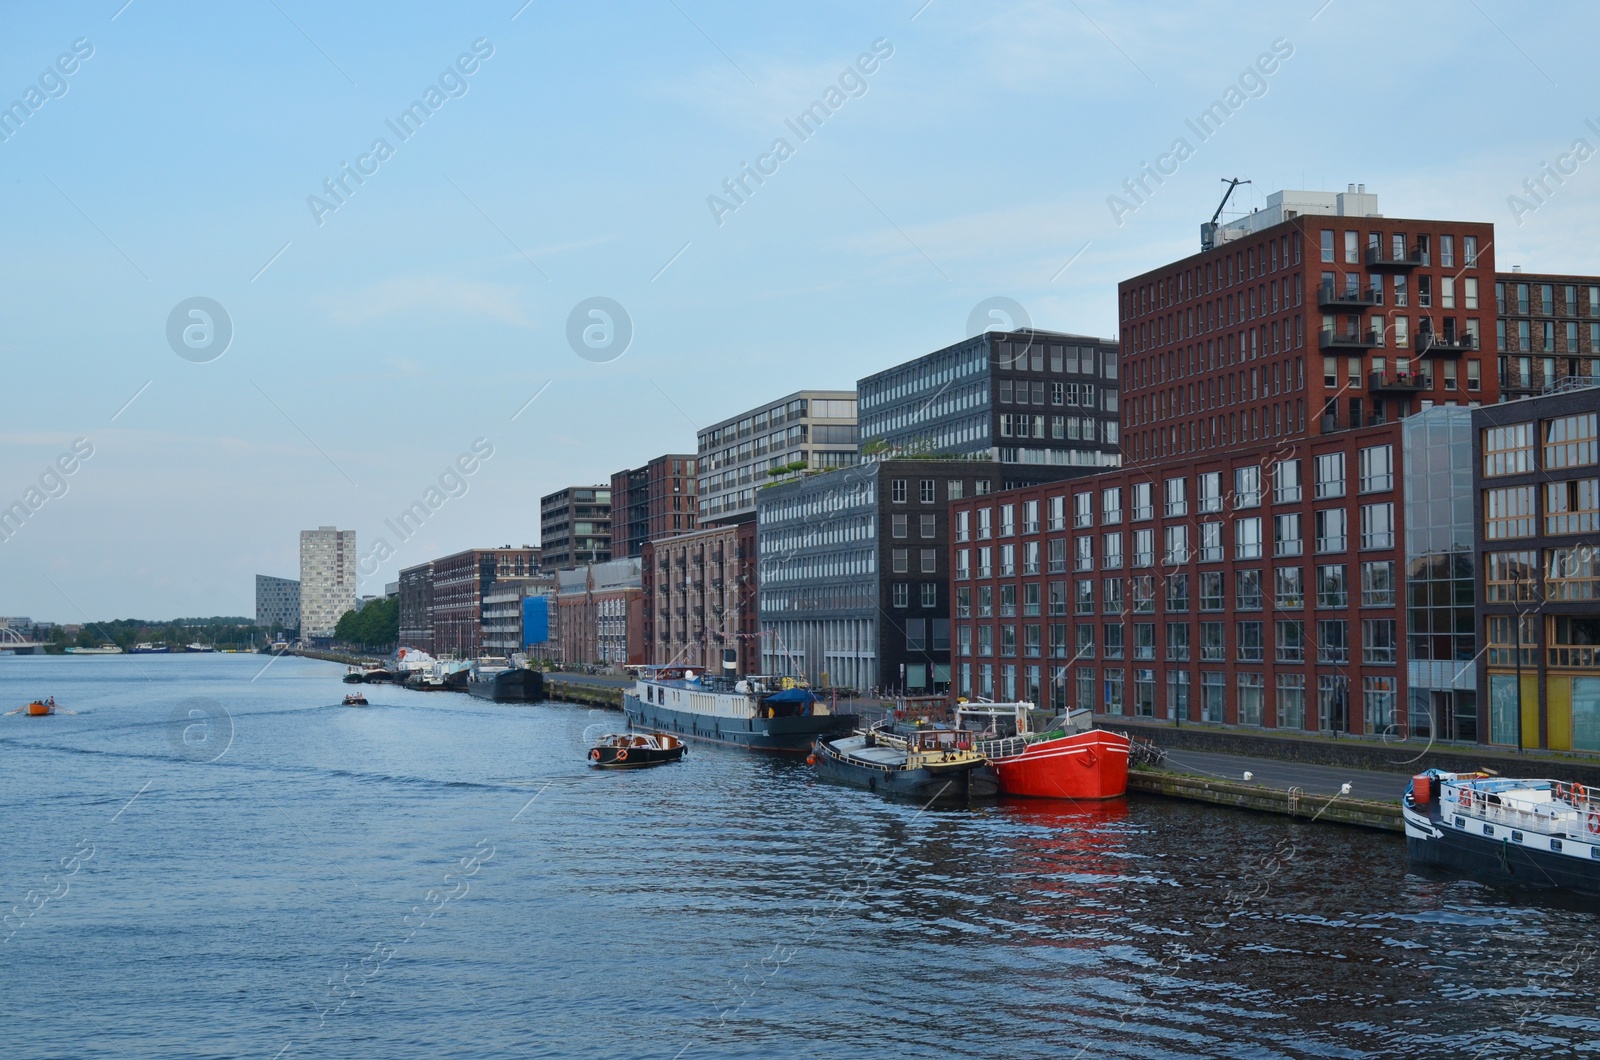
1157;747;1411;803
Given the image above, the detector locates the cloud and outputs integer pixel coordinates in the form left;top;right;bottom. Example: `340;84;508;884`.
318;277;534;327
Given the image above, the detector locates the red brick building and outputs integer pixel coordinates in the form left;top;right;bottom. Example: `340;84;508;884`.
951;189;1504;740
642;521;758;676
429;547;542;658
610;454;698;558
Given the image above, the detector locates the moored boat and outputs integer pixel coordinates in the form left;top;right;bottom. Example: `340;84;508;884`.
589;731;686;769
466;660;544;702
956;701;1130;800
64;644;123;655
1403;770;1600;895
624;668;856;754
811;724;998;803
342;667;365;684
129;643;172;654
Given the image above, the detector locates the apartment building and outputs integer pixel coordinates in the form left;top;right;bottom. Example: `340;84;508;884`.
610;454;698;558
429;547;543;658
856;329;1121;468
540;486;612;571
298;526;356;639
1475;387;1600;752
697;391;858;524
642;521;758;676
1493;270;1600;399
254;574;300;633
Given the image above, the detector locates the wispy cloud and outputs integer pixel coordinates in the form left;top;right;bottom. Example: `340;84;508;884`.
318;277;535;327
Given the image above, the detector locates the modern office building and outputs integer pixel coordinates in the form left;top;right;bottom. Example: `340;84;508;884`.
430;547;544;658
697;391;858;524
610;454;698;558
554;558;644;666
254;575;300;633
482;578;553;657
397;561;434;652
1118;186;1499;469
758;458;1087;693
1493;270;1600;400
299;526;357;639
642;521;758;676
540;487;611;571
1474;386;1600;753
856;329;1122;468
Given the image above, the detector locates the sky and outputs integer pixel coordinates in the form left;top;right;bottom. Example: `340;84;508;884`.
2;0;1597;622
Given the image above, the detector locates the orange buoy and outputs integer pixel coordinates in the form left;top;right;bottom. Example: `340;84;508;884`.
805;754;817;765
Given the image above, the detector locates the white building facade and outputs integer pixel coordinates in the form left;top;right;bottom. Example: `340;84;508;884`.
299;526;356;637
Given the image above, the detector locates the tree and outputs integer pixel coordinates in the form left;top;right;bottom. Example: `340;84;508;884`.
334;598;399;651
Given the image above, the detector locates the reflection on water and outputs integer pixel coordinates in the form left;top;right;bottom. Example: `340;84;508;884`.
0;655;1595;1059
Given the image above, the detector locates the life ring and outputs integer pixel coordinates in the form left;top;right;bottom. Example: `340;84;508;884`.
805;754;817;766
615;748;628;762
589;748;601;761
895;709;906;720
1589;810;1600;834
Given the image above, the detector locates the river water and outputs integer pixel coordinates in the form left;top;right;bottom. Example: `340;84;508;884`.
2;654;1596;1059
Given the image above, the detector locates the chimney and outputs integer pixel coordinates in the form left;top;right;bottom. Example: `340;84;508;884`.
1347;183;1356;193
1513;265;1522;273
1358;183;1365;193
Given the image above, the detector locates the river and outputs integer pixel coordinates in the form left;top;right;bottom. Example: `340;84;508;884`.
2;654;1596;1058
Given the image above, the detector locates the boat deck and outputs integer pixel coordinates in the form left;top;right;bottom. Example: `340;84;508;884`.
831;737;904;767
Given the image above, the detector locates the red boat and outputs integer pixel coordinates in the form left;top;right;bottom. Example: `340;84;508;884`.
957;701;1129;800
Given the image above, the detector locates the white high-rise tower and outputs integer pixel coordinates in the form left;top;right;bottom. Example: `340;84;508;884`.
299;526;356;637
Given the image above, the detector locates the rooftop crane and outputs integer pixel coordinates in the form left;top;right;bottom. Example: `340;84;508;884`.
1200;177;1251;252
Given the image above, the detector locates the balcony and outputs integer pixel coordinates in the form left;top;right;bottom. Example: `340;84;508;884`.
1369;370;1426;393
1416;331;1474;356
1365;245;1424;269
1319;328;1384;351
1318;283;1383;310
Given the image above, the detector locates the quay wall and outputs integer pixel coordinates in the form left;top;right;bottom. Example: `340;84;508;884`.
1128;768;1404;834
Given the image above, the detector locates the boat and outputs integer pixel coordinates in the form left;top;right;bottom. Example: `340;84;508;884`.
268;640;292;655
129;643;172;654
6;697;73;717
588;731;686;769
342;667;365;684
810;723;998;803
955;700;1131;800
624;668;857;754
1403;770;1600;895
342;693;369;706
184;642;216;653
64;644;123;655
466;657;545;702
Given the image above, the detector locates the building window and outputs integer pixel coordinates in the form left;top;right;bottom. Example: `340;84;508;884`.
1237;621;1264;662
1545;413;1599;469
1358;445;1393;492
892;479;907;503
1547;548;1600;601
921;548;938;574
1275;566;1305;609
1238;673;1264;725
1048;580;1067;616
1023;582;1041;616
1102;487;1122;524
892;513;908;538
1001;624;1017;657
921;582;938;608
1075;623;1095;659
1169;670;1191;720
977;508;992;539
955;510;969;542
1166;623;1190;661
1074;493;1092;528
1103;532;1123;569
1000;504;1015;536
1316;563;1348;608
956;586;972;617
1486;614;1535;667
1235;569;1263;610
921;513;937;539
1274;458;1302;504
1274;513;1302;557
920;479;936;503
956;549;970;580
1164;524;1189;565
893;583;909;608
1200;571;1224;611
1276;620;1305;662
1360;560;1395;606
1104;670;1125;715
1200;621;1225;662
1315;509;1347;553
1235;517;1263;559
1103;623;1124;660
1363;618;1397;663
1321;229;1335;263
1075;580;1094;615
1132;482;1154;521
1277;674;1306;729
892;548;909;573
1482;423;1534;476
1547;480;1600;535
1166;573;1190;612
1364;676;1398;735
1360;502;1395;549
1234;465;1261;509
1484;486;1536;540
1317;619;1349;663
1103;578;1124;614
1314;452;1345;498
1165;477;1187;517
1074;537;1093;572
1198;472;1222;513
1133;529;1154;567
1199;522;1223;563
1134;623;1155;660
1202;671;1225;721
1048;496;1065;531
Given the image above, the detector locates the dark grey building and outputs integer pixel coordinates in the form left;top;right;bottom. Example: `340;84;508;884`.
254;574;300;633
540;486;612;571
856;329;1121;469
1473;382;1600;752
756;458;1093;694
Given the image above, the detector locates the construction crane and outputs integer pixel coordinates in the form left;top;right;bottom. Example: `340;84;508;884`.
1200;177;1251;252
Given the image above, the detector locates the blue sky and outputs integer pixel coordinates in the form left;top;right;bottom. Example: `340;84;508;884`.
2;0;1596;621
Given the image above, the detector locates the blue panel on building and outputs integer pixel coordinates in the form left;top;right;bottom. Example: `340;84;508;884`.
522;596;549;646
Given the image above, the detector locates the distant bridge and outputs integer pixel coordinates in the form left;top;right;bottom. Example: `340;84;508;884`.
0;628;45;653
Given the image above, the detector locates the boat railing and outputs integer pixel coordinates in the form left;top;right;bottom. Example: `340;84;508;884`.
1450;782;1600;839
973;734;1031;760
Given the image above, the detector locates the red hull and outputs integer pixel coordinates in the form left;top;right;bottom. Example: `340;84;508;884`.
991;729;1130;800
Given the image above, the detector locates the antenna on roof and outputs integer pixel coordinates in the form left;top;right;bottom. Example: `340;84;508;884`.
1200;177;1252;252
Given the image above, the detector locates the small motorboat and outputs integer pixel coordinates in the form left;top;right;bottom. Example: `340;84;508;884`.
7;697;73;717
811;724;998;803
342;693;369;706
589;732;686;769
